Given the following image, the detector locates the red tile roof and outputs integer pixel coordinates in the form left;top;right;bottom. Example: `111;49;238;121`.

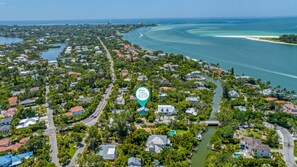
19;137;30;144
265;97;278;102
8;97;17;105
69;106;84;112
0;138;10;146
4;108;16;117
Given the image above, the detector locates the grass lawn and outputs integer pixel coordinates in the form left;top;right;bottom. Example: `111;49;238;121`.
176;130;188;135
69;143;77;157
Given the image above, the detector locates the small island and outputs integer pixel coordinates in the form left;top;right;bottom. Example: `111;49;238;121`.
259;34;297;45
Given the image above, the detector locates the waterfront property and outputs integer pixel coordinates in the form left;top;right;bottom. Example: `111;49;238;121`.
98;144;118;161
240;137;271;158
145;135;171;153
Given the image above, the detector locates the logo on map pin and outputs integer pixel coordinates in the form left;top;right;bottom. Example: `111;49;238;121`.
136;87;150;107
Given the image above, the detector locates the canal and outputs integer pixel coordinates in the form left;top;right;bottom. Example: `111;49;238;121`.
191;76;222;167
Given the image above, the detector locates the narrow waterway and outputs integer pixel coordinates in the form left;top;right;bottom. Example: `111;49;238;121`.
191;76;222;167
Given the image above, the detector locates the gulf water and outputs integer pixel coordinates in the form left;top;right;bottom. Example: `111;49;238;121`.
123;17;297;91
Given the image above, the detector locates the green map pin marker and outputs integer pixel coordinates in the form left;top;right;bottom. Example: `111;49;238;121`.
136;87;150;107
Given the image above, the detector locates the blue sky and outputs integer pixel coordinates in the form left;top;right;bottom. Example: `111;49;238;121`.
1;0;297;21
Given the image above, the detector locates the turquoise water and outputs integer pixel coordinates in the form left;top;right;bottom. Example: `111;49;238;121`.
233;153;242;158
0;37;22;44
123;18;297;91
40;43;66;60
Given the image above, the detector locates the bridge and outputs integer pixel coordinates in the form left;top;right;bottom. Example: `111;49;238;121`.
199;120;221;126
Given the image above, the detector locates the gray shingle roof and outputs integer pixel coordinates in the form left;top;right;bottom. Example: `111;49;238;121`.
98;144;118;160
128;157;142;167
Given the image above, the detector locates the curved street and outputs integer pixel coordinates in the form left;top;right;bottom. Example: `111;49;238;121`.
265;122;297;167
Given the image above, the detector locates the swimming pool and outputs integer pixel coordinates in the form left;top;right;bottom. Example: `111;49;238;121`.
233;153;242;158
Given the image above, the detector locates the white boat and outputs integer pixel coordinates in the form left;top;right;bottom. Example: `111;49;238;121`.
196;133;202;141
139;33;143;38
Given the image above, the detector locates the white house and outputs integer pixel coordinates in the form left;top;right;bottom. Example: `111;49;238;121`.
240;137;271;158
229;90;240;98
259;89;272;96
116;96;125;105
16;117;39;129
145;135;170;153
186;96;200;103
157;105;177;115
185;108;198;116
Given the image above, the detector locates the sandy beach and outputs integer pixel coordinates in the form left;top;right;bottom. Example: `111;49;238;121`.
216;35;297;46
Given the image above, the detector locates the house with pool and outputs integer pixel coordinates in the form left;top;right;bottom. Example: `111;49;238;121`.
239;137;271;158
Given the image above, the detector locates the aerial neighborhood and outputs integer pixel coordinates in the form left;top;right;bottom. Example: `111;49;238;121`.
0;23;296;167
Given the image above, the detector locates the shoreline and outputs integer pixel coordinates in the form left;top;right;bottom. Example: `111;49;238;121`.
215;35;297;46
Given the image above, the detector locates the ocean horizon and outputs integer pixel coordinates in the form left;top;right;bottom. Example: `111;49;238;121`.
1;16;297;25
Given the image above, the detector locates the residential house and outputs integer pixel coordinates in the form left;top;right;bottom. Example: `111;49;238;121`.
186;96;200;103
120;70;129;78
29;87;40;93
0;125;10;134
145;135;171;153
8;97;18;107
158;53;166;58
234;75;251;79
137;75;148;82
0;151;33;167
116;96;125;105
159;87;176;91
65;106;85;117
229;90;240;98
98;144;118;160
158;92;167;100
259;89;272;96
0;118;12;126
137;107;149;116
283;103;297;115
234;106;247;112
70;82;78;88
0;138;10;147
16;117;39;129
159;78;170;85
157;105;177;115
118;87;129;94
4;108;16;117
240;137;271;158
143;54;159;60
128;157;142;167
185;108;198;116
20;99;35;106
19;137;30;144
163;64;178;71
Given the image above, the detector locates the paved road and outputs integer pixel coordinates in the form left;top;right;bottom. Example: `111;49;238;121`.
278;126;297;167
67;38;116;167
265;122;297;167
44;86;60;167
